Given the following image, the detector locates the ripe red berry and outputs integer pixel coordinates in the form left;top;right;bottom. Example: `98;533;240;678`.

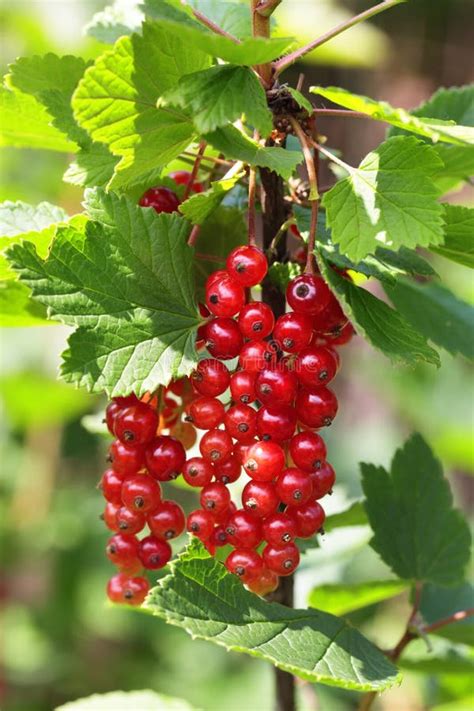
213;455;241;484
276;468;313;506
101;468;127;504
230;370;257;404
312;293;347;335
205;270;245;318
225;510;262;548
103;502;120;532
262;512;297;547
114;394;141;408
113;402;158;445
225;548;263;583
273;312;313;353
169;169;203;193
105;401;123;434
199;428;233;463
205;318;243;359
296;387;338;429
243;441;285;482
238;302;275;340
107;573;149;605
295;346;340;387
242;480;279;518
226;245;268;287
191;358;230;397
325;321;355;346
255;367;297;405
210;525;228;547
213;500;237;525
239;340;277;373
182;457;214;487
289;501;325;538
148;500;185;540
138;535;172;570
108;440;145;475
246;568;279;595
145;436;186;480
289;431;327;472
311;461;335;499
121;474;162;513
256;404;297;442
224;403;258;441
186;396;225;429
115;506;146;535
106;533;140;568
200;482;231;515
263;542;300;576
139;186;180;213
233;439;257;465
286;274;331;315
187;509;215;540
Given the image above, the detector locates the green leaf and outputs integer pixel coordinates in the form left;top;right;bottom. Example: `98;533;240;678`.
319;263;440;367
84;0;144;44
431;204;474;268
311;86;474;145
7;190;200;396
143;0;293;64
63;143;119;188
0;281;50;326
308;580;409;616
324;500;368;532
179;172;244;225
0;86;76;152
420;583;474;646
144;540;401;692
322;136;445;262
385;279;474;361
287;87;313;114
400;641;474;675
205;125;302;180
267;261;301;292
55;690;196;711
144;0;254;40
163;64;272;136
72;21;211;190
361;433;471;585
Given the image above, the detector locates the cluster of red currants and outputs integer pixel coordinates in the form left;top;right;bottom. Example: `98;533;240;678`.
99;172;354;605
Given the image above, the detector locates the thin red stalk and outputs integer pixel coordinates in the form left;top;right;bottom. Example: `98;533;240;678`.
424;608;474;634
195;252;225;264
183;141;206;200
313;108;370;118
187;224;201;247
181;0;241;42
296;73;305;91
182;151;232;167
248;166;257;246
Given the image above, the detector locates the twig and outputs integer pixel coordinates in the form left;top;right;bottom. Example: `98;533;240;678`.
183;141;206;200
187;224;201;247
309;137;353;173
248;166;257;246
424;608;474;634
255;0;282;17
273;0;406;77
182;151;233;167
181;0;241;42
195;252;225;264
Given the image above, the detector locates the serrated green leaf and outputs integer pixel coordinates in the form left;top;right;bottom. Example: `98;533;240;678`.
287;87;313;114
143;0;293;64
0;86;76;152
63;143;118;188
319;262;440;367
205;125;302;180
72;21;211;190
324;500;368;532
431;204;474;268
7;190;200;396
361;433;471;585
308;580;409;616
420;583;474;647
311;86;474;145
163;64;272;136
0;281;51;326
144;539;401;692
55;690;196;711
84;0;144;44
322;136;445;262
179;173;243;225
180;0;253;39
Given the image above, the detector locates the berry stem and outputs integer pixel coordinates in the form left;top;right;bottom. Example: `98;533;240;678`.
188;224;201;247
309;137;353;174
423;607;474;634
181;0;241;42
254;0;282;17
313;108;370;118
266;218;296;259
248;165;257;246
183;141;207;200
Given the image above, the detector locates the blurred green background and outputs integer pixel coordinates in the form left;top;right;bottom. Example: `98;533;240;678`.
1;2;473;710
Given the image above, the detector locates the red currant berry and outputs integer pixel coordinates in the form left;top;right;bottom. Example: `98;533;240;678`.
148;500;185;540
243;441;285;482
210;525;228;547
225;509;262;548
186;396;225;429
246;567;279;595
256;404;297;442
213;500;237;526
224;404;258;442
106;533;140;568
205;270;245;318
233;439;257;465
182;457;214;487
169;170;203;193
255;367;297;405
273;312;313;353
213;455;241;484
325;321;355;346
289;501;325;538
199;428;233;463
107;573;149;605
242;480;279;518
145;436;186;481
311;461;335;499
187;509;215;540
121;474;162;513
226;245;267;287
101;468;127;504
139;186;180;213
286;274;331;315
225;549;263;583
296;387;338;429
115;506;146;535
103;502;120;532
138;536;172;570
239;340;277;373
263;542;300;576
238;302;275;340
105;401;123;434
262;512;297;547
113;402;158;445
114;394;141;407
275;468;313;506
289;431;327;472
205;318;243;359
295;346;340;387
191;358;230;397
312;293;347;335
230;370;257;404
108;440;145;475
200;482;231;515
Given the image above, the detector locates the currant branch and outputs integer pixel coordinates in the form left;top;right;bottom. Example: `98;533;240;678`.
180;0;241;43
